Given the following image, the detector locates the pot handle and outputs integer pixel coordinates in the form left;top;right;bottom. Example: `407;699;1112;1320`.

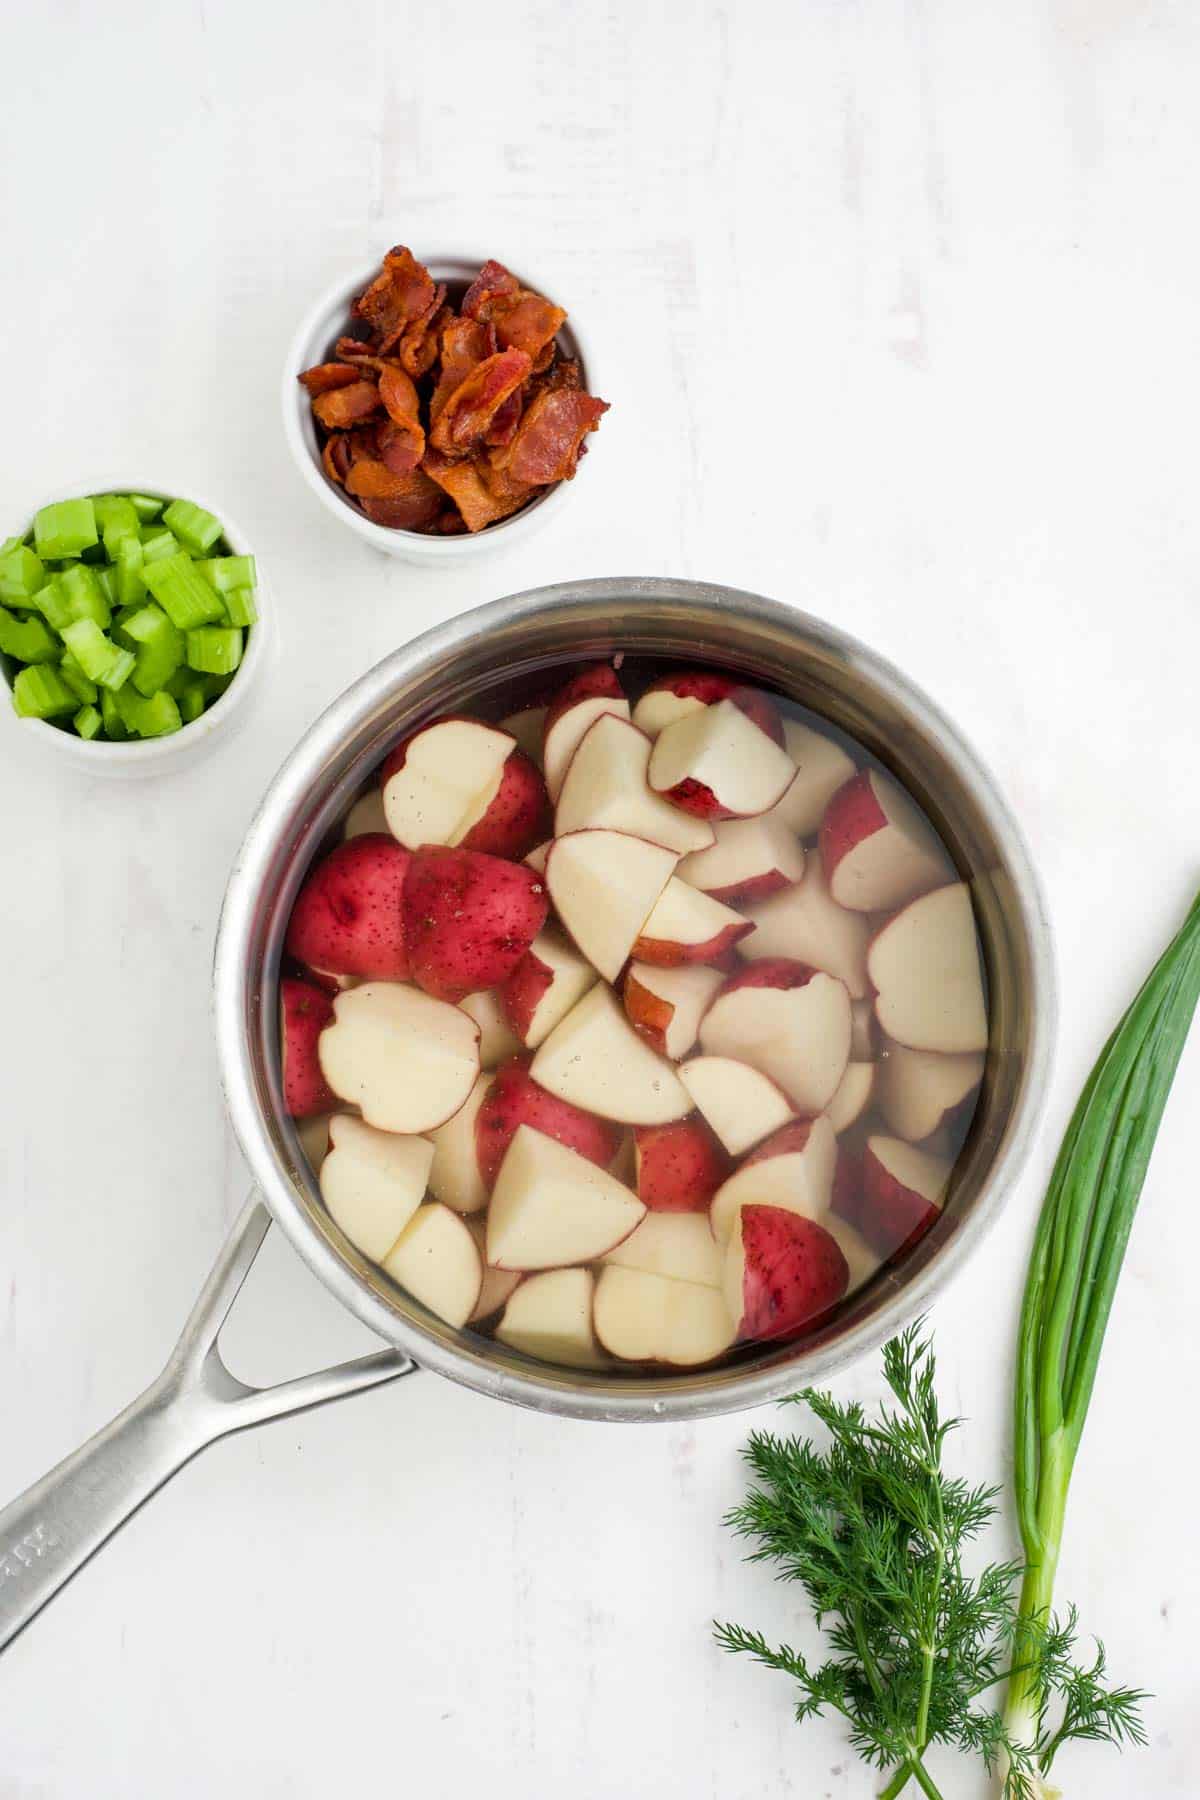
0;1196;416;1653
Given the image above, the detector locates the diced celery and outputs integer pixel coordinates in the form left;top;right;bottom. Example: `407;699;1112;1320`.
140;528;179;562
26;574;72;633
196;554;256;594
60;563;111;628
162;498;223;556
185;627;242;675
60;618;133;689
175;674;210;723
101;688;128;740
94;495;141;557
128;493;163;522
34;498;98;560
221;587;258;628
95;566;117;606
115;534;145;608
0;605;59;663
0;545;46;602
59;652;99;705
143;553;225;629
125;605;184;697
12;664;77;718
0;534;23;558
73;703;103;740
114;685;182;738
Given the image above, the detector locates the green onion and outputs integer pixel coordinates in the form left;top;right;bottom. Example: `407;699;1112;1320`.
186;626;242;675
73;703;103;740
162;498;222;556
33;498;97;561
1005;891;1200;1754
12;664;77;718
0;606;60;664
196;554;256;594
142;553;225;630
60;563;111;628
128;492;163;522
0;545;46;601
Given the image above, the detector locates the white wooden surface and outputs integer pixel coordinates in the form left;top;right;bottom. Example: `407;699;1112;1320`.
2;2;1198;1794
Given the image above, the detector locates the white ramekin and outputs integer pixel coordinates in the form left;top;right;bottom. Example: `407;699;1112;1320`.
0;482;273;779
281;253;596;563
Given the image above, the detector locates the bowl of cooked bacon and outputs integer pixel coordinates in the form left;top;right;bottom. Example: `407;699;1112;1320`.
284;247;609;559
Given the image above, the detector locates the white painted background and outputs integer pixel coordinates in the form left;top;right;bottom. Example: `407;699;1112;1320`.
2;1;1198;1794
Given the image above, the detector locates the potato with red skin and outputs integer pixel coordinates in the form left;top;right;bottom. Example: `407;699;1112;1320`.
631;878;754;967
280;978;338;1117
455;747;550;858
632;671;785;744
474;1055;623;1189
380;716;549;860
819;769;950;914
648;699;797;821
541;664;630;800
285;834;411;982
723;1204;849;1341
854;1136;948;1261
699;958;852;1118
634;1117;730;1212
403;847;549;1003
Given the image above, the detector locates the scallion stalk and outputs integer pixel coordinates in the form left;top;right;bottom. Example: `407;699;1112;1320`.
1005;890;1200;1767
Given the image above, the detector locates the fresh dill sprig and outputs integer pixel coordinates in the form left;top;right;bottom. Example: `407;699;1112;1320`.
714;1325;1145;1800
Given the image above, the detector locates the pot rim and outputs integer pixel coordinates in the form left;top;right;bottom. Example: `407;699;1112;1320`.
212;577;1056;1422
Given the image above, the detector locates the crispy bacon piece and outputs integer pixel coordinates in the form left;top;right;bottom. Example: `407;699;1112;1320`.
397;286;448;377
352;246;436;353
462;259;521;320
321;434;353;486
430;316;496;421
377;417;425;477
496;386;609;485
346;457;424;500
298;362;364;396
312;379;383;430
428;347;532;454
346;422;381;462
485;387;523;447
378;363;420;425
462;259;566;363
423;448;536;532
491;292;567;362
356;468;446;532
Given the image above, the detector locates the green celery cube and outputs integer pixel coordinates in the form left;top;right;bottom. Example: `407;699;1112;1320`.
196;554;256;594
100;688;128;739
12;664;77;718
140;528;179;563
73;704;103;739
128;493;163;521
185;627;242;675
222;587;257;628
59;652;99;705
0;545;46;602
93;495;140;557
34;499;98;560
0;605;59;663
143;554;225;629
163;499;223;556
61;563;111;627
116;535;145;608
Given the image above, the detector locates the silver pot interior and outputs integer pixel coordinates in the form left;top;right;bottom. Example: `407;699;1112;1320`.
214;579;1054;1421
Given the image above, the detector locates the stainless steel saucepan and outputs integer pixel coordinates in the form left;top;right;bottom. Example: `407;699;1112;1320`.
0;578;1055;1652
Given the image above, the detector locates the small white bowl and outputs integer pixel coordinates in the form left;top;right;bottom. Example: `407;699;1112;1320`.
282;253;596;563
0;481;273;779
